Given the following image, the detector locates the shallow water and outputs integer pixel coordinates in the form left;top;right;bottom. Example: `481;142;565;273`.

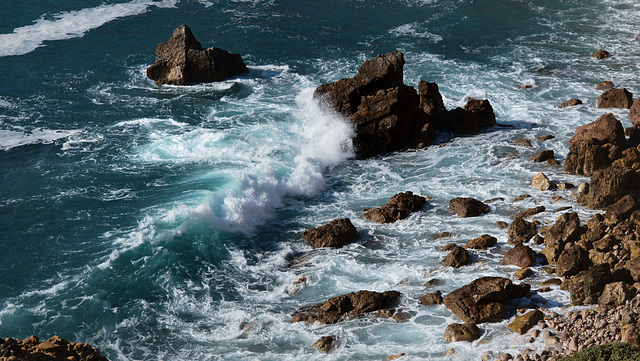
1;0;639;360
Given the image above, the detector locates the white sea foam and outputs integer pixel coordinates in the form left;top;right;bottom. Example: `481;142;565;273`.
389;23;443;42
0;0;178;57
0;128;82;150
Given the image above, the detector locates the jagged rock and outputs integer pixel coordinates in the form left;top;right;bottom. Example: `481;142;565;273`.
0;335;108;361
531;150;554;162
507;217;537;243
313;336;336;353
147;25;248;85
564;141;623;176
561;99;582;108
597;88;634;109
433;99;496;133
596;81;614;90
578;166;640;209
449;197;490;218
561;263;611;305
464;234;497;250
303;218;358;248
314;51;430;157
514;206;545;220
443;245;471;268
363;191;428;223
626;257;640;282
291;290;402;324
541;212;582;264
514;267;533;280
509;282;531;299
513;139;532;147
568;113;626;152
532;172;552;191
605;194;639;221
418;81;445;115
507;310;544;335
443;277;512;323
592;49;610;59
502;244;537;268
444;323;482;342
556;246;590;278
598;281;632;308
419;291;443;305
630;98;640;127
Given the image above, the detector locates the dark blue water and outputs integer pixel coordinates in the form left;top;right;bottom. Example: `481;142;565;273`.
1;0;639;359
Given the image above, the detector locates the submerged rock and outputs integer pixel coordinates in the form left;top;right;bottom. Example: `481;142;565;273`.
363;191;428;223
303;218;358;248
592;49;610;59
313;336;337;353
291;290;402;324
147;25;248;85
0;335;108;361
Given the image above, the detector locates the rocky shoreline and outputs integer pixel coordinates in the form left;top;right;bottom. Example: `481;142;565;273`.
0;335;108;361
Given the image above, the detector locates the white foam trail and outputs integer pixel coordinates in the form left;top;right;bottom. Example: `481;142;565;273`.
0;0;178;57
0;128;82;150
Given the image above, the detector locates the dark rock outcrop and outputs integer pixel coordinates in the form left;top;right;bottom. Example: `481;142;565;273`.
433;99;496;134
597;88;633;109
303;218;358;248
292;290;401;324
419;291;443;305
449;197;490;218
556;246;590;278
464;234;497;250
541;212;582;264
363;191;428;223
507;217;537;243
561;99;582;108
147;25;248;85
443;277;512;324
443;245;471;268
605;194;639;221
596;81;614;90
568;113;626;153
630;98;640;127
592;49;610;59
561;263;611;305
444;323;482;342
531;150;554;163
502;244;537;268
578;166;640;209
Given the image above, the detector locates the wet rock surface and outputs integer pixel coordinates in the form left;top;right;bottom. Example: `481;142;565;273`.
292;290;402;324
449;197;490;218
363;191;428;223
303;218;358;248
0;335;108;361
443;277;512;324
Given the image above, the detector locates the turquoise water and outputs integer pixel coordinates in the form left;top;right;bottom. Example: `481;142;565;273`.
1;0;639;360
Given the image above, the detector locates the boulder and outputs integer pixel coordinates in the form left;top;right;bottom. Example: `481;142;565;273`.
514;267;533;280
625;257;640;282
314;51;430;157
541;212;582;264
597;88;633;109
578;166;640;209
419;291;443;305
303;218;358;248
291;290;402;324
592;49;610;59
555;246;590;278
509;282;531;299
502;244;537;268
630;98;640;127
532;172;552;191
507;217;537;243
605;194;639;221
513;206;546;220
443;277;512;324
567;113;626;153
507;310;544;335
444;323;482;342
313;336;336;353
561;264;611;305
443;245;471;268
564;141;623;176
464;234;497;250
598;281;632;308
561;99;582;108
433;99;496;133
596;81;614;90
531;150;554;163
0;335;108;361
449;197;490;218
147;25;248;85
363;191;428;223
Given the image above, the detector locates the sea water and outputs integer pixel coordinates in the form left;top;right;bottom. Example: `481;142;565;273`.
1;0;639;360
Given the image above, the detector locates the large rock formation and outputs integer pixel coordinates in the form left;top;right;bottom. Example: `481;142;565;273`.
433;98;496;133
147;25;248;85
597;88;634;109
291;290;401;324
449;197;490;218
303;218;358;248
443;277;513;324
363;191;428;223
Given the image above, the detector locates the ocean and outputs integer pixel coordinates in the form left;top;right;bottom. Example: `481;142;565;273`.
1;0;639;359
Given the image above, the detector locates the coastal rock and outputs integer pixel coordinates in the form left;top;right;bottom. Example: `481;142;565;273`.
291;290;402;324
443;245;471;268
567;113;626;153
531;150;554;163
302;218;358;248
449;197;490;218
502;244;537;268
564;141;623;176
433;99;496;133
443;277;512;323
561;99;582;108
418;81;446;115
313;336;336;353
596;81;614;90
598;281;632;308
444;323;482;342
314;51;430;157
625;257;640;282
363;191;428;223
464;234;497;250
514;267;533;280
597;88;633;109
605;194;639;221
507;217;537;243
419;291;443;305
630;98;640;127
513;206;545;220
561;264;611;305
507;310;544;335
592;49;610;59
541;212;582;264
0;335;108;361
556;246;590;278
532;172;552;191
147;25;248;85
578;166;640;209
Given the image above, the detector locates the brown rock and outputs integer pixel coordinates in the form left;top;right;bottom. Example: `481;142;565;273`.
556;246;590;277
564;141;623;176
313;336;336;353
598;281;632;308
513;139;532;147
508;217;537;243
541;213;582;264
507;310;544;335
532;172;553;191
502;244;537;268
449;197;490;218
303;218;358;248
418;80;445;115
147;25;248;85
561;99;583;108
443;245;471;268
514;206;546;220
433;99;496;134
560;263;611;305
568;113;626;153
592;49;610;59
292;290;402;324
514;267;533;280
464;234;497;250
443;277;512;323
596;81;614;90
605;194;639;221
622;324;640;345
436;232;455;239
626;257;640;282
532;150;554;163
597;88;634;109
537;135;555;141
419;291;443;305
444;323;482;342
363;191;428;223
387;353;406;360
578;166;640;209
630;98;640;127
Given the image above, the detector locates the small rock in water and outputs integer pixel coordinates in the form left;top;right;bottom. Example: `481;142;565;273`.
592;49;610;59
596;81;614;90
313;336;336;353
387;353;406;360
303;218;358;248
449;197;490;218
561;99;583;108
513;139;533;147
532;172;553;191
